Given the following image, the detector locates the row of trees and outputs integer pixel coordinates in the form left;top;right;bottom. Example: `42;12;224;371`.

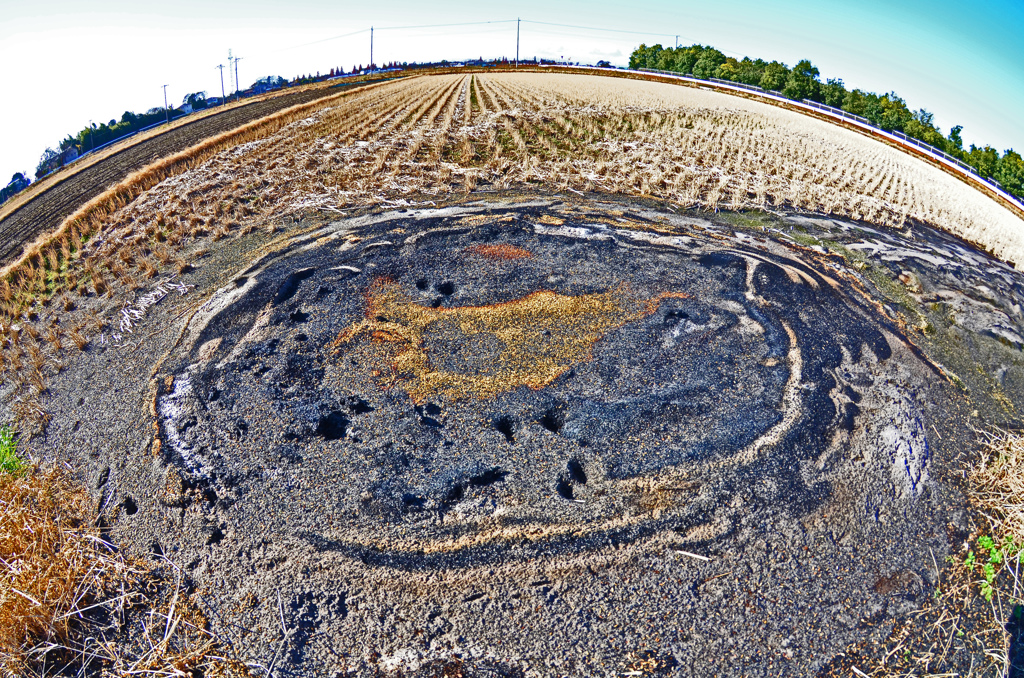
33;100;204;180
629;44;1024;200
29;90;220;182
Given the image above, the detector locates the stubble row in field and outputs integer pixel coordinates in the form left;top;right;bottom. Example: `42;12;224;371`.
2;71;1023;430
112;72;1024;265
0;85;354;268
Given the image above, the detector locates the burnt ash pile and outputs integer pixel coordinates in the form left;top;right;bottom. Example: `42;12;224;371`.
158;204;927;561
27;195;1024;676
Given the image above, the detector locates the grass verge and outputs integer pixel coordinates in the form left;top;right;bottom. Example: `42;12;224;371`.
0;425;26;475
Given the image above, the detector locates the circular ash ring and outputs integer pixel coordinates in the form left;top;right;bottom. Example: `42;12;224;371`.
155;199;942;567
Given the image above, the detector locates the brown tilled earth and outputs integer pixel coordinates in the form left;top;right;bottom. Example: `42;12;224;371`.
0;81;376;267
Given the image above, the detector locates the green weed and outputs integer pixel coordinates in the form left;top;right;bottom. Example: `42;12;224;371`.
0;425;26;475
963;534;1022;602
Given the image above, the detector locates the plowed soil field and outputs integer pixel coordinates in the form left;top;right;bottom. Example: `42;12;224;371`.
0;84;361;266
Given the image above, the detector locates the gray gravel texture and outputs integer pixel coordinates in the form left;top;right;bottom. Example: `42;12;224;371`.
15;193;1024;676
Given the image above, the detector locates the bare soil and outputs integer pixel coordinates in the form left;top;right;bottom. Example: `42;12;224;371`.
4;71;1024;676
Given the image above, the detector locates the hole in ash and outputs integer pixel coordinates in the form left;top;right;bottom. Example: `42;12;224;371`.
567;458;588;485
469;468;507;486
316;412;349;440
347;397;374;414
403;494;427;511
274;268;316;305
207;526;225;545
540;408;564;434
494;416;516;443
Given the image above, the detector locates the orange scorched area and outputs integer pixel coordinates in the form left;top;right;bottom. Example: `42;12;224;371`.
465;244;535;260
332;279;689;403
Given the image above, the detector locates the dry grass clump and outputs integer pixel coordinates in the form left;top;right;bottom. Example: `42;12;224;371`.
0;464;246;676
0;468;127;668
973;429;1024;541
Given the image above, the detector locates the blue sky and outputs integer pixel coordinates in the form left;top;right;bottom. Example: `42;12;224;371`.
1;0;1021;185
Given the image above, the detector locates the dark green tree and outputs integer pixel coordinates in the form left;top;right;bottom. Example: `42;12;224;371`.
692;47;726;79
820;78;846;107
948;125;964;151
995;150;1024;194
967;145;1001;178
782;59;820;101
759;61;789;91
868;93;913;131
629;44;663;70
842;89;870;117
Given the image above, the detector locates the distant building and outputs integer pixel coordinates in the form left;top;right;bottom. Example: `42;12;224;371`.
252;76;287;94
0;173;30;204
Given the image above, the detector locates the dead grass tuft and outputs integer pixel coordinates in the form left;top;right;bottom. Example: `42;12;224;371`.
0;467;249;677
0;469;114;665
973;429;1024;542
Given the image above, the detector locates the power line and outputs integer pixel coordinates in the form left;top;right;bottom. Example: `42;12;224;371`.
277;27;370;53
277;19;520;54
521;20;745;58
521;19;684;40
374;19;517;31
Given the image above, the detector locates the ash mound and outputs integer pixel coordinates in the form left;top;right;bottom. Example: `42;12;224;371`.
157;199;931;569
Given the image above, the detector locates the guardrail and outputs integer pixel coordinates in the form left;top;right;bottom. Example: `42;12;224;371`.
625;67;1023;213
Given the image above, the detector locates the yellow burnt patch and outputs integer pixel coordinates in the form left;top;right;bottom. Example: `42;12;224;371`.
333;279;688;403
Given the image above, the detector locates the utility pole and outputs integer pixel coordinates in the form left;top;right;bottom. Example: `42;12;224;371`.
516;18;520;68
88;120;93;152
162;85;169;125
675;35;678;49
370;26;373;70
228;49;234;94
234;57;243;99
216;64;226;104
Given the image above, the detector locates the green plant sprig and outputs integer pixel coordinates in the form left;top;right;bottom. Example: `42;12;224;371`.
0;425;27;475
963;534;1023;602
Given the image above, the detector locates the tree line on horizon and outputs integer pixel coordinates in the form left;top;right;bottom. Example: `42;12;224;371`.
629;43;1024;200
